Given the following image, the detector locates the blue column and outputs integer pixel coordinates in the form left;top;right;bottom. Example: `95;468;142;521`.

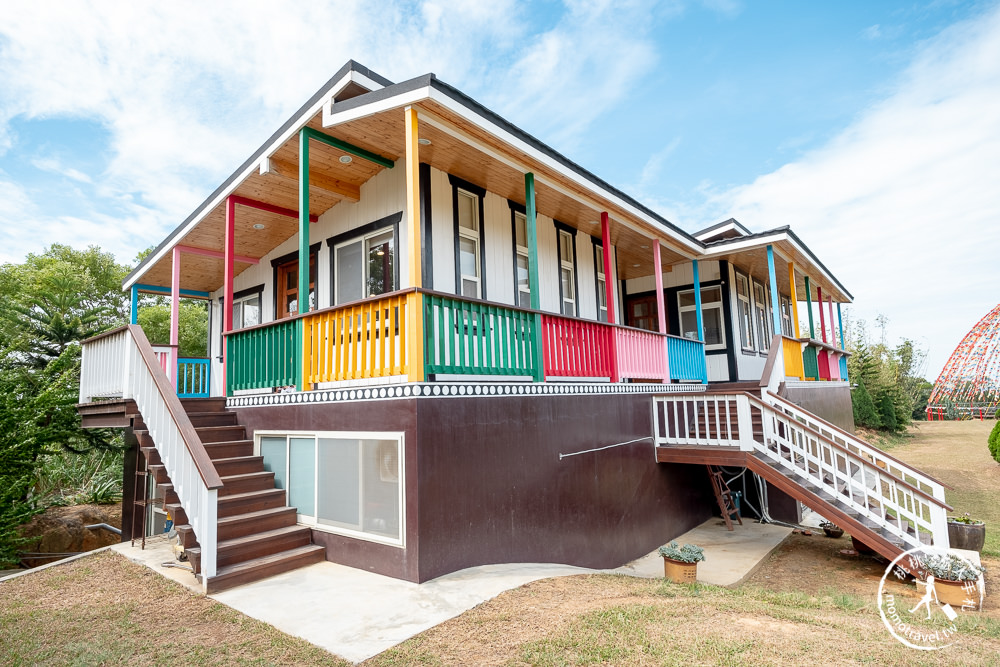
766;245;782;339
130;285;139;325
837;303;846;350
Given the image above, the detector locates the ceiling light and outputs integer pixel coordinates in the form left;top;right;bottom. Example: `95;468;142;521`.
640;244;649;249
339;155;353;164
252;223;266;230
633;263;640;268
418;138;432;145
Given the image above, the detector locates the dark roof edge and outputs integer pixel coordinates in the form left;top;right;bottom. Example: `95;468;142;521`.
123;60;393;288
694;217;750;237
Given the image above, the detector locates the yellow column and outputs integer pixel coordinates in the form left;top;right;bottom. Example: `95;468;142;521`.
404;107;425;381
788;262;800;338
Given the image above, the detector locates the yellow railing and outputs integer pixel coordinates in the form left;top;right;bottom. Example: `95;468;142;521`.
301;292;409;384
782;336;805;380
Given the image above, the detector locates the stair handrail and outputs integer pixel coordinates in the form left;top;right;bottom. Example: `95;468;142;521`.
747;391;950;549
80;324;221;585
761;391;952;498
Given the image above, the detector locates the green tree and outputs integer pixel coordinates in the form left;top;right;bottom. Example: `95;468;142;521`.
878;392;899;432
137;300;210;358
852;380;881;430
989;420;1000;464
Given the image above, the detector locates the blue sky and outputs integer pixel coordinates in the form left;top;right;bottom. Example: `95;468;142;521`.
1;0;998;378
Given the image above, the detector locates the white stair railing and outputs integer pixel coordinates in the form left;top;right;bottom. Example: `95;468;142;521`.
652;393;752;450
80;325;222;588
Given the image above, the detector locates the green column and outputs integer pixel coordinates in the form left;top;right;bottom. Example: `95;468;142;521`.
525;173;544;382
804;275;815;339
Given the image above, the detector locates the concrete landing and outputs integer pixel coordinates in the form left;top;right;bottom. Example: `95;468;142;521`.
616;518;794;586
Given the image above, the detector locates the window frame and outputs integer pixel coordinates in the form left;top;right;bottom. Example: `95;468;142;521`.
255;429;406;548
326;212;402;306
592;238;608;323
734;270;755;352
217;283;264;359
677;285;726;351
271;243;320;319
509;201;531;309
554;221;578;317
779;294;793;337
751;279;772;353
450;175;487;300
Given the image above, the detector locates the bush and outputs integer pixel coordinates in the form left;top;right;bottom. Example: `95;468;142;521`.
852;381;881;430
879;393;899;432
989;420;1000;464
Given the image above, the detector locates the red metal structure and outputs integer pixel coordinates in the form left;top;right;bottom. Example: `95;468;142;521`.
928;304;1000;419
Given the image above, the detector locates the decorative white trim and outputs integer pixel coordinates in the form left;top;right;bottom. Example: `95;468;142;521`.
784;380;850;389
227;381;707;408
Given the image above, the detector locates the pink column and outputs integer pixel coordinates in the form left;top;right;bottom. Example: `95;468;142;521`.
817;286;827;344
600;212;615;324
223;196;236;395
169;247;181;388
827;295;836;348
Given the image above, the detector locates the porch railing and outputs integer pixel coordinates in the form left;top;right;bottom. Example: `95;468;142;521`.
177;357;211;398
784;336;849;382
615;326;670;382
666;335;707;383
424;292;536;377
303;292;409;384
80;325;221;587
226;318;299;393
540;313;615;379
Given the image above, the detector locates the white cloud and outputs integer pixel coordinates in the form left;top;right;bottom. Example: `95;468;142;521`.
30;158;93;184
709;4;1000;377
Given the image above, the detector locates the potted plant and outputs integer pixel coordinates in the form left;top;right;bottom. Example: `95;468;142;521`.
916;552;986;609
658;541;705;583
820;521;844;538
948;514;986;552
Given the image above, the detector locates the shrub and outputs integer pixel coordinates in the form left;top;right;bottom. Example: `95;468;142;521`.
989;420;1000;464
852;381;881;430
879;393;898;432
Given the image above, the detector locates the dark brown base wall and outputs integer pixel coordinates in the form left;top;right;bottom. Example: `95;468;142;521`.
234;391;715;583
781;382;856;433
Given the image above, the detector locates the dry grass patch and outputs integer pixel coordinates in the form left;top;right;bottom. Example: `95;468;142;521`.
0;550;348;666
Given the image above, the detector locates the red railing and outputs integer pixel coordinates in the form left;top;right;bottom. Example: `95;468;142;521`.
615;326;670;381
817;349;831;380
541;314;615;379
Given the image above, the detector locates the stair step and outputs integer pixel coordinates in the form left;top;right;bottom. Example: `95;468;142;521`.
146;464;169;484
186;411;239;427
196;425;247;443
219;471;275;497
175;524;199;549
213;456;266;477
189;525;313;568
218;506;299;541
164;503;188;526
180;397;228;412
203;440;254;460
140;447;161;466
218;489;286;518
205;544;326;594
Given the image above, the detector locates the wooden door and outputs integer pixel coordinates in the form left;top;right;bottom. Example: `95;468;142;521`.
277;256;316;318
626;295;659;332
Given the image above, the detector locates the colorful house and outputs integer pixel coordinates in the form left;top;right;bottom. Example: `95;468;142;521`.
78;61;950;593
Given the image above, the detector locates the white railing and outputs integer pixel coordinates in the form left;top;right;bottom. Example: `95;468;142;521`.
751;393;949;550
80;325;221;587
652;393;753;450
652;388;952;551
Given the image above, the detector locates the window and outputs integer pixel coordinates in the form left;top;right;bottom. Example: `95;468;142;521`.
258;431;405;546
557;228;577;317
752;280;771;352
218;284;263;357
626;295;658;332
454;187;484;299
735;272;754;351
780;295;793;337
678;286;725;350
512;211;531;308
272;245;319;319
593;241;608;322
334;228;396;305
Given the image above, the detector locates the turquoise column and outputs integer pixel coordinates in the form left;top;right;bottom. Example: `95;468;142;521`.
837;303;846;350
766;245;782;339
130;285;139;325
692;260;707;383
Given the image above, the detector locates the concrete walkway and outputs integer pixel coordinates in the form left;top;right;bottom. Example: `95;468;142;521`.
110;518;792;663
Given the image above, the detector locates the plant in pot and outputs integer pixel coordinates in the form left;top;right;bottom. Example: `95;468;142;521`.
658;541;705;583
948;513;986;552
819;521;844;538
916;552;986;610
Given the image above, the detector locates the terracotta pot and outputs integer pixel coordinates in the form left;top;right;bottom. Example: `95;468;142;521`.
662;557;697;583
947;521;986;552
934;578;981;610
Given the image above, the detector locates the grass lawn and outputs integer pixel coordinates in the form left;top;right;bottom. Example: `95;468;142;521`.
2;419;999;665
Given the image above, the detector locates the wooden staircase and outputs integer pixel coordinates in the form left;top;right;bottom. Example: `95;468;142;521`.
138;397;325;593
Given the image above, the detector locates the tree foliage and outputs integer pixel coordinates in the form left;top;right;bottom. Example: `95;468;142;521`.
845;315;929;433
989;420;1000;465
137;299;209;358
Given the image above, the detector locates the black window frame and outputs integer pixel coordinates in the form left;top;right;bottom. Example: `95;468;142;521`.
449;174;487;300
325;211;402;306
554;220;579;318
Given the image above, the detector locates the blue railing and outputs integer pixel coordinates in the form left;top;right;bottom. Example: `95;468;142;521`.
666;335;707;383
177;357;211;398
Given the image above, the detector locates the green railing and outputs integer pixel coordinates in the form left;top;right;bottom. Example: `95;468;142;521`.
226;318;300;393
802;345;819;381
423;293;537;376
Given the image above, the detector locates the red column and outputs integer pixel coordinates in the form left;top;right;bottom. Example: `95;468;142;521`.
817;286;827;344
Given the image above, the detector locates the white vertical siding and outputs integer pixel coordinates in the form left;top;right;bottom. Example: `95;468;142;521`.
536;215;560;313
429;167;455;293
577;237;597;320
483;191;514;305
